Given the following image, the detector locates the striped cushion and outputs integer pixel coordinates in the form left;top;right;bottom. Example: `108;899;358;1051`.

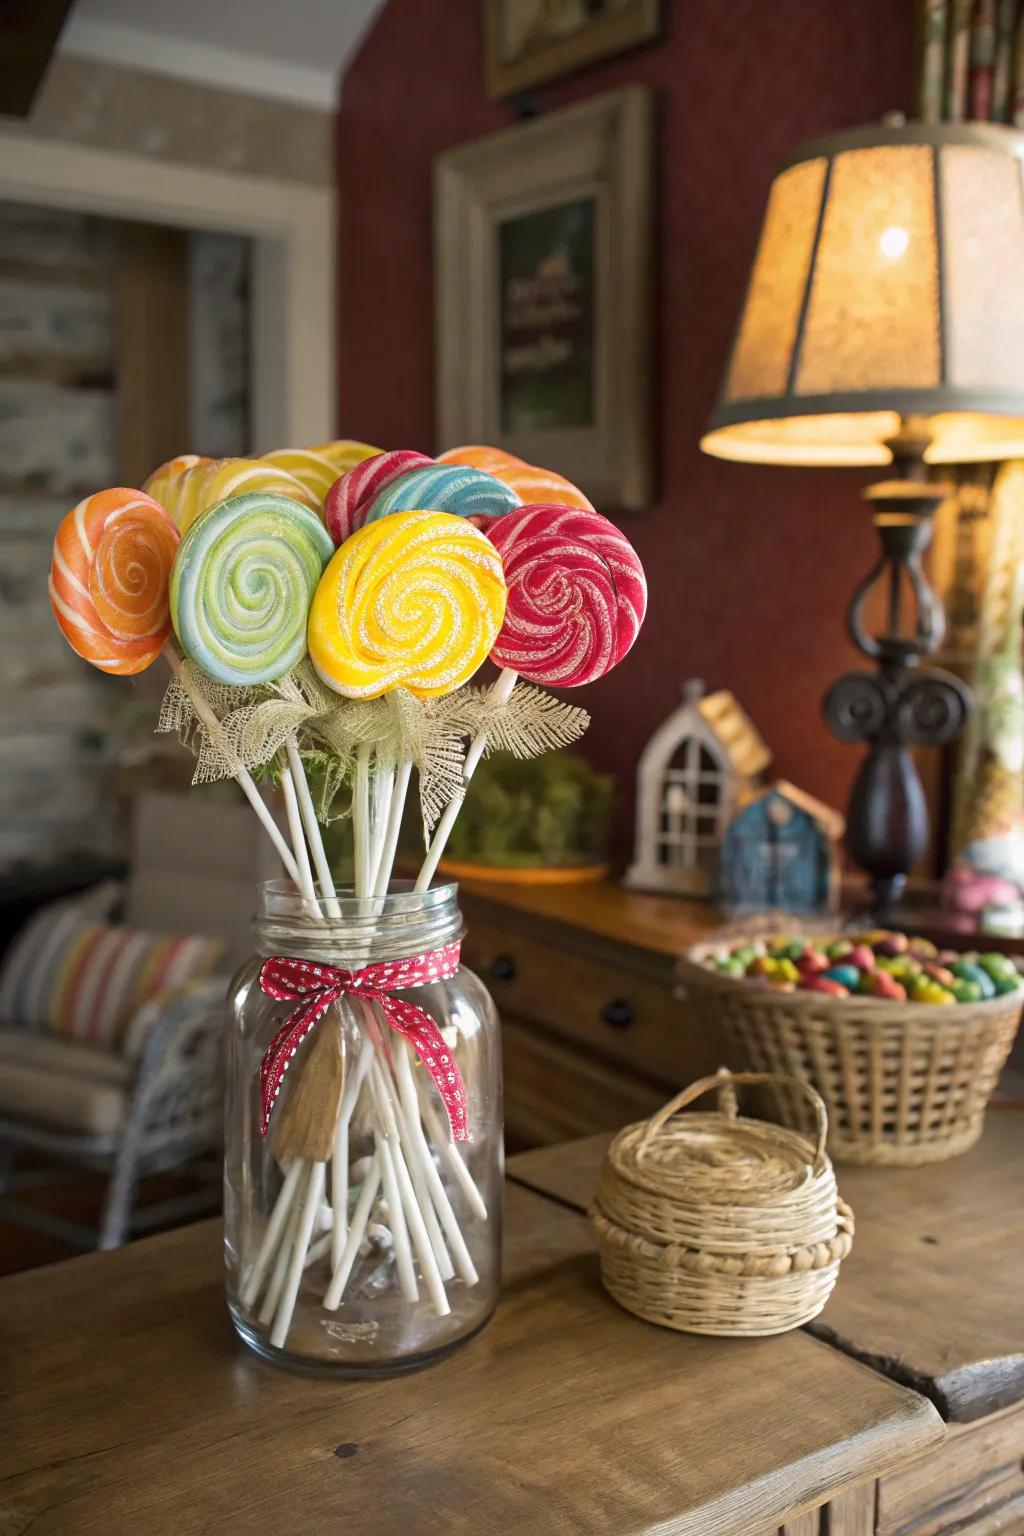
0;910;223;1053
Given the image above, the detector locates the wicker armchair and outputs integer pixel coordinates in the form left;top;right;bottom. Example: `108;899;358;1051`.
0;980;226;1249
0;789;277;1249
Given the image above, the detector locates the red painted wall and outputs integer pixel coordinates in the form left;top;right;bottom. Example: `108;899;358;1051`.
337;1;914;858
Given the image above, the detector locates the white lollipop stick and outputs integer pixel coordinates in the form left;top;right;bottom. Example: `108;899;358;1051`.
162;641;301;887
373;755;412;898
371;1060;450;1316
323;1150;382;1309
240;1156;304;1309
286;736;341;918
270;1159;326;1349
331;1034;376;1270
375;1127;418;1303
418;1088;489;1223
390;1042;454;1280
260;1187;303;1326
395;1044;479;1285
414;667;517;891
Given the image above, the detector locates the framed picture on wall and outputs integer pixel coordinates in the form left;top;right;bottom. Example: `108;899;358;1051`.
433;86;653;512
484;1;662;98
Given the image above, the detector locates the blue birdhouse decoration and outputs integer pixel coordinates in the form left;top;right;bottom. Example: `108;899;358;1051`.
719;780;844;913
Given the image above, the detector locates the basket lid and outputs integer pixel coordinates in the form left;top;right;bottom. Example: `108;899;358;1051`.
613;1071;830;1210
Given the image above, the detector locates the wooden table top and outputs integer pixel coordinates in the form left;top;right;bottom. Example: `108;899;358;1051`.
510;1107;1024;1426
459;875;717;959
0;1155;941;1536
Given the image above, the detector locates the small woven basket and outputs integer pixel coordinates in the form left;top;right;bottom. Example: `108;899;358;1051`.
592;1070;854;1338
678;944;1023;1166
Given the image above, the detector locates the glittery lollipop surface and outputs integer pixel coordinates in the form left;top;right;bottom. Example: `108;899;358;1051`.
144;454;210;509
324;448;433;546
487;504;647;687
307;440;382;473
262;448;345;505
162;458;318;533
170;491;334;685
490;461;594;511
437;444;526;474
50;487;180;676
364;464;521;524
308;509;507;699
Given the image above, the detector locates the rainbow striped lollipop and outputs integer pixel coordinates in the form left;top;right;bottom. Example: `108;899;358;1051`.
171;492;334;685
323;448;433;546
308;510;506;699
363;464;521;525
49;488;179;676
487;504;646;686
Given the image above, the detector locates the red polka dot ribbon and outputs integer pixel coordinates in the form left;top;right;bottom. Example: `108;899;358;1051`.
257;941;467;1141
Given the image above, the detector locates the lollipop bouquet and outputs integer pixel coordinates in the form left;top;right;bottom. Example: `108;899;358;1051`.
49;440;647;1371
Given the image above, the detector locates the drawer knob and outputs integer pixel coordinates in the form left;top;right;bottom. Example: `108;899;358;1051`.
601;997;634;1030
489;953;517;982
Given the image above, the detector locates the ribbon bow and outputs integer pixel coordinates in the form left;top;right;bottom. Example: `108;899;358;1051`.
258;940;467;1141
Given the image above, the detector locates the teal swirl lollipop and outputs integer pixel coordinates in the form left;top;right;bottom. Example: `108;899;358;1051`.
170;491;334;684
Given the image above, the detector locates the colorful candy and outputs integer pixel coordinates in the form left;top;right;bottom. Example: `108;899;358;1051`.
437;445;525;474
363;464;521;525
708;929;1024;1005
262;448;344;505
486;504;647;687
489;462;594;511
439;446;593;510
49;488;179;675
170;492;334;685
143;454;210;510
323;449;433;546
306;440;382;473
160;458;318;534
308;510;506;700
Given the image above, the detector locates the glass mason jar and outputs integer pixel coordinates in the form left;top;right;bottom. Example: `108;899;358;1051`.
225;881;503;1375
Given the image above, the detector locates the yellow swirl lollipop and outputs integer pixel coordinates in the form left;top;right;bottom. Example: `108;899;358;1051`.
308;510;506;699
162;458;318;533
261;447;341;505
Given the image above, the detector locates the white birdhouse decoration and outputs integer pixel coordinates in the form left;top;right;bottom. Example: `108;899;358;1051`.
626;679;772;897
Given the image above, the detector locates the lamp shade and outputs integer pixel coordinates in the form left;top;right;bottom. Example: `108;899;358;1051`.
701;121;1024;466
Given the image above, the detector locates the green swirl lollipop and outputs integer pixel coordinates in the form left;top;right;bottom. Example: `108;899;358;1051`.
170;492;334;684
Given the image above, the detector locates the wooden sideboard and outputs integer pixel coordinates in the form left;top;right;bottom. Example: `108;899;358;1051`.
459;875;1024;1149
458;877;721;1148
512;1109;1024;1536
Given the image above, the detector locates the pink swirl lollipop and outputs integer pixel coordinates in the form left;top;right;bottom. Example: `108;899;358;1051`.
486;504;646;686
323;449;432;545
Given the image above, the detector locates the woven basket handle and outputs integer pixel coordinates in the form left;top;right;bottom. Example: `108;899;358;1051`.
637;1068;830;1172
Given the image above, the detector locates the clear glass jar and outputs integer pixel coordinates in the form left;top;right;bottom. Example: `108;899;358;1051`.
225;881;503;1375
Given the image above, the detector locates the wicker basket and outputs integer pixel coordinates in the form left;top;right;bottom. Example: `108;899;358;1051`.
592;1070;853;1337
678;943;1023;1166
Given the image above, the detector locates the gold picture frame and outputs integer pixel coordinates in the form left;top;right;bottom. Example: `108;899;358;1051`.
433;86;653;512
484;0;662;98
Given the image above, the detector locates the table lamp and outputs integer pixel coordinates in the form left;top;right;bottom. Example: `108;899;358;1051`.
701;118;1024;911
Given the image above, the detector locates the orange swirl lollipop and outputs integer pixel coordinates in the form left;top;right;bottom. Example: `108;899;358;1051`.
437;444;525;475
49;488;179;675
439;445;593;510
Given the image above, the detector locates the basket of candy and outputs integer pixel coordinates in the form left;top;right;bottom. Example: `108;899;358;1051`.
678;930;1024;1166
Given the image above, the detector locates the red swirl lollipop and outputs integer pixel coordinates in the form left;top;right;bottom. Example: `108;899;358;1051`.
486;504;646;686
324;449;432;545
